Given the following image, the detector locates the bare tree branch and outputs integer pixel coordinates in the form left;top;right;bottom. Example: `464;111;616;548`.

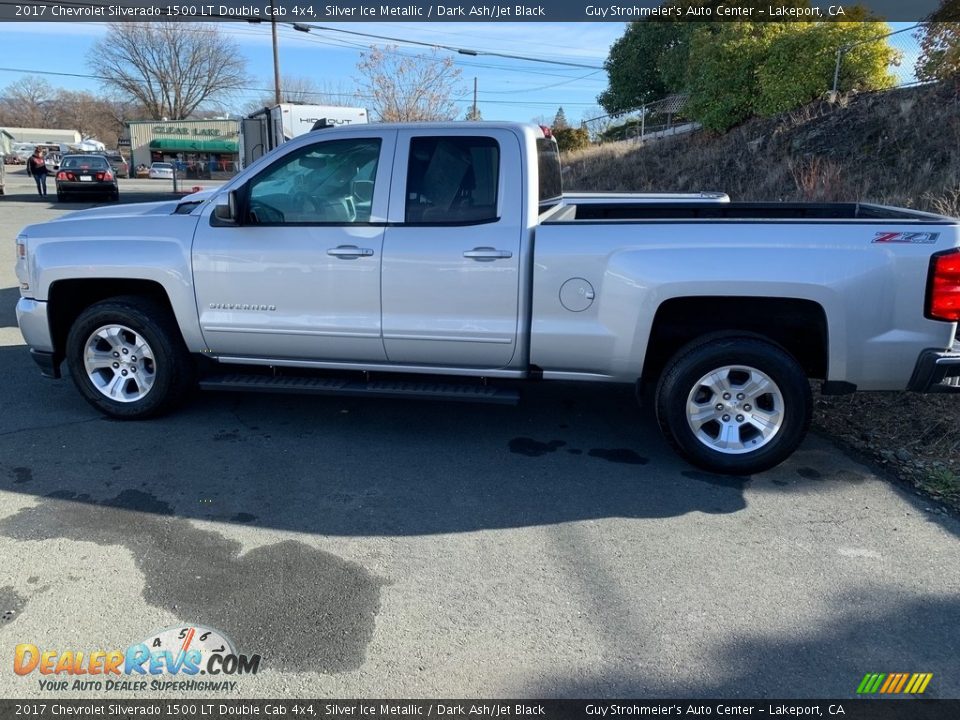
355;46;463;122
88;22;248;120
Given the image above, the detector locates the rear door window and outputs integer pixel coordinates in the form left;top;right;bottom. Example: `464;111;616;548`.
405;136;500;224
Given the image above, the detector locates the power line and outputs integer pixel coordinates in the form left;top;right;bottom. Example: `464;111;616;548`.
1;0;605;69
0;66;603;107
285;22;604;69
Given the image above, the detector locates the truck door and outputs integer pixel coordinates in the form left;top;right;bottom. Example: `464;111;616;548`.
381;130;523;368
192;132;395;362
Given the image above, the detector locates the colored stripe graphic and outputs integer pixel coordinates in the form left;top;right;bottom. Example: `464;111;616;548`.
893;673;909;693
857;673;932;694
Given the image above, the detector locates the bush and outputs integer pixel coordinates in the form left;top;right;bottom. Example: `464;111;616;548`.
685;23;783;132
756;21;898;116
553;127;590;152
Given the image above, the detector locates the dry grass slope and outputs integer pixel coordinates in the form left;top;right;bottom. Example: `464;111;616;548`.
564;80;960;214
563;81;960;510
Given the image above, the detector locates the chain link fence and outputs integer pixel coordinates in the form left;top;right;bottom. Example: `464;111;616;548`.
833;23;923;94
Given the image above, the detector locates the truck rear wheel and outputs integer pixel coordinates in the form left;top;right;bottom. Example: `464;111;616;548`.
655;337;811;475
66;297;193;419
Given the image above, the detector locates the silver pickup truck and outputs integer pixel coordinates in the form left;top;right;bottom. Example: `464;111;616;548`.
15;122;960;474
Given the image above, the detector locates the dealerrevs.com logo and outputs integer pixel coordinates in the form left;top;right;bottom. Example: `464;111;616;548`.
13;625;261;693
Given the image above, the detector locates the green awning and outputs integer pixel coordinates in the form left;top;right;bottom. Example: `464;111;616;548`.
149;138;237;153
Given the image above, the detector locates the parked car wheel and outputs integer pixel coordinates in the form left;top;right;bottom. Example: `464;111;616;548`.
66;297;194;419
655;336;812;475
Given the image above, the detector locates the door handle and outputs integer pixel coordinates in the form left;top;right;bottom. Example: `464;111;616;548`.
463;247;513;261
327;245;374;259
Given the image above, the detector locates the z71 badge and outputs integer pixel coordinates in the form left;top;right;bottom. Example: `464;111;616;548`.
872;231;940;244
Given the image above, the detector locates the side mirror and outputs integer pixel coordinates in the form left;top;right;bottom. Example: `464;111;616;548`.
213;190;239;224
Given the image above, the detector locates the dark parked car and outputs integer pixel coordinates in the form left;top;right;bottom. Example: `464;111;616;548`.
104;152;129;179
55;154;119;202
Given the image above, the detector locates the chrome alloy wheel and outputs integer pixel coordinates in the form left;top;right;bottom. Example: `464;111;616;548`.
685;365;784;455
82;324;157;403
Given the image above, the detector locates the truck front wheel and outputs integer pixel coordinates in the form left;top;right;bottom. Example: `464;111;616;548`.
65;297;193;419
655;337;812;475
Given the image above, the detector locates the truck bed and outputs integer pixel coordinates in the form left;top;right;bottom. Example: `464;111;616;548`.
545;201;952;223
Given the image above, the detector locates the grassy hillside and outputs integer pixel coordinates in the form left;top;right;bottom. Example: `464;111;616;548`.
564;80;960;511
564;80;960;216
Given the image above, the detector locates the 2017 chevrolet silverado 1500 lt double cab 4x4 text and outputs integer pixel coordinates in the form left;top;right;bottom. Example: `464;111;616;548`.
15;122;960;474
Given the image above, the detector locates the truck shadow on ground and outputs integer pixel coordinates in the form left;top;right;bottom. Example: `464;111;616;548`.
0;358;752;536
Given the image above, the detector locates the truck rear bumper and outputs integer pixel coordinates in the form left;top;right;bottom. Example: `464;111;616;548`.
907;344;960;392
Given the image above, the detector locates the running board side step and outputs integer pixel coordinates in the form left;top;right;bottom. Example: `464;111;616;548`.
198;374;520;405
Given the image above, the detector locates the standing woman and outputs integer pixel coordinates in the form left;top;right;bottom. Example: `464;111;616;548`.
27;147;48;197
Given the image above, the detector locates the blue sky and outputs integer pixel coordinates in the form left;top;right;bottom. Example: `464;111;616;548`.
0;21;627;124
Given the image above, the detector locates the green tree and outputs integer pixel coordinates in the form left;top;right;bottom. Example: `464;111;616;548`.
756;19;898;116
553;107;569;130
684;22;785;132
598;15;694;114
916;0;960;81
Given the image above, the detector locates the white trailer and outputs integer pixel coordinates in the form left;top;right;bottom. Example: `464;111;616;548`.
241;104;368;167
272;104;367;141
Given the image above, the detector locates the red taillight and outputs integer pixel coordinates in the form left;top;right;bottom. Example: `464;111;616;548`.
102;171;114;181
56;171;67;181
927;249;960;322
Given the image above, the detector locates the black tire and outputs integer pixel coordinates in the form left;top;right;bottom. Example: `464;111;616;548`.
65;296;194;419
655;336;812;475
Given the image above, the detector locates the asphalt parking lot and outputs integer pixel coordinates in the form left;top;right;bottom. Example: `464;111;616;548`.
0;169;958;699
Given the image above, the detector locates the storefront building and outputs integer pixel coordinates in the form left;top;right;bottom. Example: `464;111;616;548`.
127;119;240;179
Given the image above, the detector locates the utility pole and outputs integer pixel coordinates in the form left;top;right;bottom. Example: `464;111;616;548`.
472;77;478;120
271;0;282;105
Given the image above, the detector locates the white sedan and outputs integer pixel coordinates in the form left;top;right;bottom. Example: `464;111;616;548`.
148;162;175;180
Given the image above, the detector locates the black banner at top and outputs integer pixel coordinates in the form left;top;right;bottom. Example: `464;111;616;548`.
0;0;955;22
0;700;959;720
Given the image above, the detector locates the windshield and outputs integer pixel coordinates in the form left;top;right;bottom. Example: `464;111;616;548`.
61;156;109;170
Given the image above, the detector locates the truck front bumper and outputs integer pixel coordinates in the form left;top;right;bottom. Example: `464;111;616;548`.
907;343;960;393
16;298;62;379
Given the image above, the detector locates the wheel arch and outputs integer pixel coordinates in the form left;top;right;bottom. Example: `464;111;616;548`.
48;279;183;361
641;296;829;387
